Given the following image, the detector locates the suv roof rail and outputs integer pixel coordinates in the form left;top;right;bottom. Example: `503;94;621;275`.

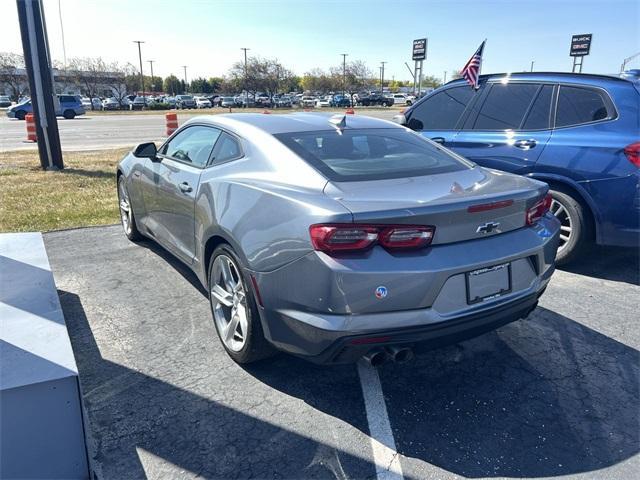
444;71;632;86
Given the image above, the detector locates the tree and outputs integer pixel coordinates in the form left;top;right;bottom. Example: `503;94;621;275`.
301;68;336;94
164;75;182;95
420;75;442;89
328;60;372;98
0;52;28;101
190;77;211;94
227;57;294;99
67;56;117;109
208;77;224;93
108;63;136;107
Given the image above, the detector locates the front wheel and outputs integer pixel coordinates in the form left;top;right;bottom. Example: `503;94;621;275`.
209;246;275;364
15;110;26;120
117;176;142;241
549;188;592;265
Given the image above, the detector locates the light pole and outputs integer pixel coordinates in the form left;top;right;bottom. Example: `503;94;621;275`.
341;53;348;96
148;60;155;93
530;60;535;72
182;65;188;93
133;40;145;102
443;71;447;84
380;61;387;95
241;47;250;108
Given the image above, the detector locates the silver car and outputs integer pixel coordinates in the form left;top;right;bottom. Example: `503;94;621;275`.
116;113;560;365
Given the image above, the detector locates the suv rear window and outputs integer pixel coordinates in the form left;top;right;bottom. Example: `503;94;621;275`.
473;83;539;130
555;86;611;127
275;128;471;182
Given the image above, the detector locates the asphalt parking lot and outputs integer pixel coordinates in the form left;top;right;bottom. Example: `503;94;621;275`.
0;109;399;152
44;225;639;479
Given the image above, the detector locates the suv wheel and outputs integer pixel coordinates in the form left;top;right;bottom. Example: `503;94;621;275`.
63;110;75;119
549;188;592;265
208;246;276;364
15;110;26;120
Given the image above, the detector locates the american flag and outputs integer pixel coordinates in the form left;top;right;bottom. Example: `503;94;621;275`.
460;41;486;89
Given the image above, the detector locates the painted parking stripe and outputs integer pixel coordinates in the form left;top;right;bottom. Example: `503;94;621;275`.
357;361;404;480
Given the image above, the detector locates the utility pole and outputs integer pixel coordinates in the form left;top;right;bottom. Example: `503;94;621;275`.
148;60;154;93
241;47;250;108
133;40;145;103
380;61;387;95
530;60;535;72
182;65;188;92
341;53;348;96
443;71;447;84
17;0;63;170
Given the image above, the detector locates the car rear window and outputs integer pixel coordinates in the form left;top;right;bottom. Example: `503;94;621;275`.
555;86;611;127
275;128;471;182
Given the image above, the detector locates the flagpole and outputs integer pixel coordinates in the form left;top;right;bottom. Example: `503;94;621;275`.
479;38;487;78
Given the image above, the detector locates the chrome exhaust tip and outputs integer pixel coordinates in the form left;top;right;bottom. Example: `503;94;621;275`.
362;349;389;367
386;346;414;364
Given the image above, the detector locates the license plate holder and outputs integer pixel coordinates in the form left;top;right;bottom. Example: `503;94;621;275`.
466;263;512;305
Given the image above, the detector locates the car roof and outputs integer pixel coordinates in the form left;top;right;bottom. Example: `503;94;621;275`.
444;71;633;88
186;112;399;135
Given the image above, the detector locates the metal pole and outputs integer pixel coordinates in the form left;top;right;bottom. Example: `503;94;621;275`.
17;0;63;170
133;40;144;102
148;60;154;93
443;70;447;84
240;48;250;108
417;61;423;97
380;61;386;95
530;61;534;72
182;65;188;92
341;53;348;96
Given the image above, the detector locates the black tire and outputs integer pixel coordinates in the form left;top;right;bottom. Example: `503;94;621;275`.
63;110;75;119
15;110;26;120
117;175;142;241
549;187;592;265
208;245;276;364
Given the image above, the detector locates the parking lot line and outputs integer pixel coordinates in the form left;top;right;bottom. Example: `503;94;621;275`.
357;361;404;480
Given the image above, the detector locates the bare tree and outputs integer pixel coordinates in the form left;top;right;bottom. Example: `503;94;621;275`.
0;52;29;101
67;57;115;110
329;60;372;100
108;62;136;108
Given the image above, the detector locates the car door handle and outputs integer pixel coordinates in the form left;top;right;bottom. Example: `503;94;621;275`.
431;137;445;144
179;182;192;193
514;139;537;149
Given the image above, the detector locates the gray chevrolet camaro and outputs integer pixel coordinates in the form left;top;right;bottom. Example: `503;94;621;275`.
117;113;560;366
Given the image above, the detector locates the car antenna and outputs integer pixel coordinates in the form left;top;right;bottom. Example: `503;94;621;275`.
329;114;347;133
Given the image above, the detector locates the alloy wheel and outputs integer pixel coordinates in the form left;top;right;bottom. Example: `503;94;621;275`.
210;255;249;352
551;198;572;252
118;179;132;235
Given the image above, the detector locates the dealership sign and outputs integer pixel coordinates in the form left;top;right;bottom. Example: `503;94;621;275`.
412;38;427;61
570;34;592;57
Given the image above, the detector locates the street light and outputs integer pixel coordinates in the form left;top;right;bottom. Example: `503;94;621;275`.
182;65;188;93
241;48;250;108
380;61;387;95
341;53;348;96
133;40;145;102
148;60;155;93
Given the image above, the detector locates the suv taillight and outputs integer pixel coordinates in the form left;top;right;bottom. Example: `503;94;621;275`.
624;142;640;167
526;194;552;226
309;224;435;254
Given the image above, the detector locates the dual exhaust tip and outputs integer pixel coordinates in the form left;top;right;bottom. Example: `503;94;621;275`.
362;346;414;367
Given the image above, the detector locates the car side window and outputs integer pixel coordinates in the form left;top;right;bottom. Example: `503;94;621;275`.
210;132;242;165
555;86;611;128
161;126;221;167
472;83;539;130
407;86;475;131
521;85;554;130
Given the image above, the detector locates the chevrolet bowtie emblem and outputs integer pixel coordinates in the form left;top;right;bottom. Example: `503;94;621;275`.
476;222;501;234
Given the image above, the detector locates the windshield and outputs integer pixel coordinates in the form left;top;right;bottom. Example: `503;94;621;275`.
275;128;471;182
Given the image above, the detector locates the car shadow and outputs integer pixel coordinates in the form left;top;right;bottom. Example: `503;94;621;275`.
59;290;375;479
59;168;115;179
558;246;639;285
247;306;639;478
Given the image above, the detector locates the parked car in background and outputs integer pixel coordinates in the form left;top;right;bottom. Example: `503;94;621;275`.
301;96;316;107
396;72;640;263
220;96;235;108
116;113;559;365
6;94;85;119
196;96;212;109
390;93;415;105
256;93;272;108
330;94;352;107
130;96;148;110
165;97;176;109
0;95;11;108
176;94;197;109
81;97;91;109
315;96;331;107
102;97;120;110
205;95;222;107
358;92;394;107
274;96;292;108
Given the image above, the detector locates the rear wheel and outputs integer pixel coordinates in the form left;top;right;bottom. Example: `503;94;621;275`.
15;110;26;120
208;246;275;364
549;188;592;265
117;176;142;241
63;110;75;119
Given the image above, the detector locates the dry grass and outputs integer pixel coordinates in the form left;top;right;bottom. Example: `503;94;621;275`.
0;148;128;232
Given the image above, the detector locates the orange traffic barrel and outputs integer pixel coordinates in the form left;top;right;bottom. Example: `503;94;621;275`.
165;112;178;136
345;108;355;114
262;109;271;114
25;113;37;142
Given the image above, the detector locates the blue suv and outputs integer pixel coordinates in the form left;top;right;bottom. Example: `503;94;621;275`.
6;94;85;120
398;72;640;264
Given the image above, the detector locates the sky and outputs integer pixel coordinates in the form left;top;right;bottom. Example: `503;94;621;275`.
2;0;638;83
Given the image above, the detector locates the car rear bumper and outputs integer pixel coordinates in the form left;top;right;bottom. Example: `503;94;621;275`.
254;216;559;363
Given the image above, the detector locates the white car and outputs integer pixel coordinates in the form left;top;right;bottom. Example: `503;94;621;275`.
315;96;332;107
301;96;316;107
390;93;416;106
196;97;212;109
102;97;120;110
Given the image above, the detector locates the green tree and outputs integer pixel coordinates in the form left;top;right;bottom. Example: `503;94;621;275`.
420;75;442;89
163;75;182;95
190;77;211;93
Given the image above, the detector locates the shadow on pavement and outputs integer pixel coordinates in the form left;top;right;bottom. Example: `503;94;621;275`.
373;306;639;478
59;290;374;479
559;246;639;285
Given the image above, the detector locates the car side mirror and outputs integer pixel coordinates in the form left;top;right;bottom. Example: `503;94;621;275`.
392;113;407;126
133;142;158;161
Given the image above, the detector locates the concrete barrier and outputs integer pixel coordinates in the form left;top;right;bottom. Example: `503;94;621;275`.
0;232;89;479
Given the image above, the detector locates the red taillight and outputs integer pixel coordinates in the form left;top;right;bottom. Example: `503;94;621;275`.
526;194;552;225
309;224;435;254
624;142;640;167
467;199;514;213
